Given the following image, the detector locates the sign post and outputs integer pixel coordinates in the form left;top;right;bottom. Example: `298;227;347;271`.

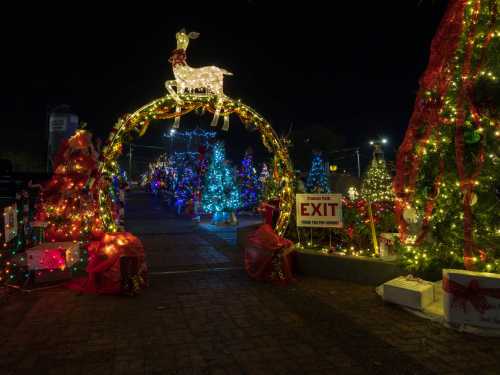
367;201;379;255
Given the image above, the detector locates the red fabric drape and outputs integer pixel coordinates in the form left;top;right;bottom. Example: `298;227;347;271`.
68;232;147;295
244;224;295;285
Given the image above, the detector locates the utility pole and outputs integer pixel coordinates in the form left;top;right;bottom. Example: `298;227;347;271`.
355;148;361;178
129;144;133;180
326;147;361;178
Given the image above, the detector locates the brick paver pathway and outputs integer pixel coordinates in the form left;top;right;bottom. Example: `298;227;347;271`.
0;191;499;375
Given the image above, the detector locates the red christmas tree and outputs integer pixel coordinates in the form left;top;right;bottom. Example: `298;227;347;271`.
36;130;104;242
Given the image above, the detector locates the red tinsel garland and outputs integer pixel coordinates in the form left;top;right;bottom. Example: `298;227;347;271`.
394;0;467;242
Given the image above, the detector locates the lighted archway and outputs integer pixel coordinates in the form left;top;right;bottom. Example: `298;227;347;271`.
97;93;295;236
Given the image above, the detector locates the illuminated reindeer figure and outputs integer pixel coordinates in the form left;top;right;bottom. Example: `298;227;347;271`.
165;29;233;130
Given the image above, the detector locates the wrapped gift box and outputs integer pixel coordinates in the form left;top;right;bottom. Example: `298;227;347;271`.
443;269;500;329
26;242;80;271
383;276;434;310
32;268;73;284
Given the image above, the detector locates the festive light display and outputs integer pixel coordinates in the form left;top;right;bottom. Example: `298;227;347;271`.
330;196;395;258
394;0;499;272
201;142;240;221
238;150;260;210
361;158;395;202
306;152;331;193
98;32;295;236
141;151;207;216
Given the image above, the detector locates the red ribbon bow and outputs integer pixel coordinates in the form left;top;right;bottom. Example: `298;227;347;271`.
169;49;187;67
443;276;500;315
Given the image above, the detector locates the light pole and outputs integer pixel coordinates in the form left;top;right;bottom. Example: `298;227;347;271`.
366;136;389;256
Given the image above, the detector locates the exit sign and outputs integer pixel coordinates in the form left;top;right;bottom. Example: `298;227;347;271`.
296;194;343;228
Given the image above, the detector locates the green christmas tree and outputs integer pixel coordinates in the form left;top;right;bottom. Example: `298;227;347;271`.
259;161;279;200
361;147;394;202
394;0;500;272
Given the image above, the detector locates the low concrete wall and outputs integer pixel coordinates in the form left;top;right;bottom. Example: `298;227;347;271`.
295;249;407;286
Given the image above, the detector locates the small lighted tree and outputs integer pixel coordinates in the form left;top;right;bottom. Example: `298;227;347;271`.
306;152;330;193
238;150;260;210
361;158;394;202
202;142;241;223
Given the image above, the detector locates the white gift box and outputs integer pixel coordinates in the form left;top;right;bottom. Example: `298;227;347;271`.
443;269;500;329
383;276;434;310
26;242;80;271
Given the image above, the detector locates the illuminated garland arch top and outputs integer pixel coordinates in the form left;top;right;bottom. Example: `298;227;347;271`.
98;93;295;236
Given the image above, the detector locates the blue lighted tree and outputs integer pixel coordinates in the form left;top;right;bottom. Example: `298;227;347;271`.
238;150;260;210
202;142;241;223
306;152;330;193
174;167;196;215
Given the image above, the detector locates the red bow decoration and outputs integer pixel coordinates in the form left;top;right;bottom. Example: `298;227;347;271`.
169;49;187;67
443;276;500;315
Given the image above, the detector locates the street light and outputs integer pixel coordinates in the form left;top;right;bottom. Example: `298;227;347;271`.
369;136;388;146
368;136;389;163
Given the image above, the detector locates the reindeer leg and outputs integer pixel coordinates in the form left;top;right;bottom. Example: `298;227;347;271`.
222;110;230;131
219;87;229;130
210;96;222;128
172;84;186;128
173;105;181;129
165;80;184;105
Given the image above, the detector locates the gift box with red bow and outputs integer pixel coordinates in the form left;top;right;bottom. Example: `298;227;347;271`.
443;269;500;329
26;242;80;271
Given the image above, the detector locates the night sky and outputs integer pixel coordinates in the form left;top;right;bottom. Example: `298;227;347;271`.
1;1;447;172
